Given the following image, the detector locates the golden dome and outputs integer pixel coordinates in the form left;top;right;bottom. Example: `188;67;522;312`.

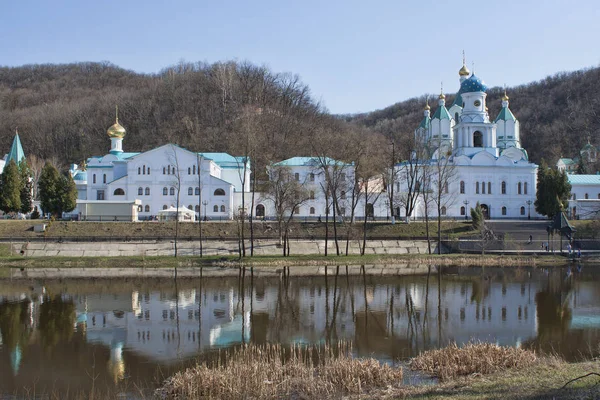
424;103;431;110
502;93;510;101
439;93;446;100
107;119;126;139
459;64;470;77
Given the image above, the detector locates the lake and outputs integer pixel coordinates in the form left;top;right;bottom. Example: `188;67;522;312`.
0;264;597;397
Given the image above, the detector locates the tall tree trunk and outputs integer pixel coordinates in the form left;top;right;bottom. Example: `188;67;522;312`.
425;202;431;254
250;169;257;257
324;194;329;257
437;200;442;255
332;198;340;256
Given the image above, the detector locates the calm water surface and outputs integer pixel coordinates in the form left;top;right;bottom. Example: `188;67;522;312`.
0;264;598;397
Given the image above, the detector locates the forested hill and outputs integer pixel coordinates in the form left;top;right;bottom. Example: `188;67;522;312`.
345;66;600;165
0;61;322;166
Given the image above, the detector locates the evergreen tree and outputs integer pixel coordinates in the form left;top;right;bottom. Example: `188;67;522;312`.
38;162;61;217
0;160;22;214
18;160;33;214
470;202;484;230
58;172;78;215
31;206;40;220
535;160;571;218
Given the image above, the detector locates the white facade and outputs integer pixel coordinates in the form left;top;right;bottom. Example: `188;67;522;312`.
399;63;539;219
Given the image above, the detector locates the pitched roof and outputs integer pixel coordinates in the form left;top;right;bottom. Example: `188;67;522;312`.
558;158;576;165
432;105;452;120
568;174;600;185
418;115;431;129
198;152;245;165
6;133;25;165
494;107;517;122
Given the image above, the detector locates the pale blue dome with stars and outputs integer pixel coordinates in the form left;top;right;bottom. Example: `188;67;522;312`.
460;74;487;93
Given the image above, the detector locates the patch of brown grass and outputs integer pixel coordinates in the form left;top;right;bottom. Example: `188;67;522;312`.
410;342;537;381
157;343;403;399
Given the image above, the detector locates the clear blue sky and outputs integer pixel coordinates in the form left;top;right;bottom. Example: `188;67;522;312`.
2;0;599;114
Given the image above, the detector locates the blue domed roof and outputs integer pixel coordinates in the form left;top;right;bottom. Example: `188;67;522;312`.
460;74;487;93
73;170;87;181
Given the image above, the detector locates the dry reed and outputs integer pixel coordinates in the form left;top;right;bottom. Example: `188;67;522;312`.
410;342;537;381
157;342;402;399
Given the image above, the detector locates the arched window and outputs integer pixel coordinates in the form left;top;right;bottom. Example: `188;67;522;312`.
193;165;196;175
195;187;200;195
220;205;226;212
145;205;150;212
103;174;106;184
502;181;506;194
138;187;143;195
147;167;150;175
475;182;479;194
188;167;191;175
460;206;465;215
163;187;168;195
310;207;315;215
441;206;447;216
113;188;125;196
309;173;315;182
518;182;522;195
93;174;96;184
488;182;491;194
145;187;150;195
524;182;528;195
341;190;347;199
163;167;166;175
502;206;507;216
585;193;589;199
366;203;374;217
294;173;300;181
167;165;171;175
188;187;193;195
256;204;265;217
444;183;448;194
138;167;141;175
138;205;142;212
163;205;168;210
520;206;525;215
213;205;218;212
214;188;225;196
460;181;465;194
143;165;146;175
573;193;577;200
473;131;483;147
169;187;175;195
188;205;193;210
482;181;486;194
310;191;315;200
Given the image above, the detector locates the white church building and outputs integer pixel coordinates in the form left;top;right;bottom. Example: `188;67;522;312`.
400;61;539;219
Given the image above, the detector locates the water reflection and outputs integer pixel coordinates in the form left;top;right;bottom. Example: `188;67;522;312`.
1;265;600;396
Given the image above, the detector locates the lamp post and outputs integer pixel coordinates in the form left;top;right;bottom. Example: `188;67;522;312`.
202;200;208;221
463;200;469;220
526;200;532;220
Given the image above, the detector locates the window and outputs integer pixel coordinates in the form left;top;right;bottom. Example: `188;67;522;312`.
213;205;218;212
220;205;226;212
520;206;525;215
366;203;374;217
310;173;315;182
518;182;522;195
310;191;315;200
340;207;346;215
501;206;506;216
473;131;483;147
167;165;171;175
460;181;465;194
214;188;225;196
460;206;466;215
143;165;146;175
138;205;142;212
147;167;150;175
195;205;200;212
341;173;346;181
310;207;315;215
524;182;528;195
598;193;600;199
488;182;491;194
444;183;448;194
195;187;200;195
163;205;168;210
585;193;589;199
145;205;150;212
573;193;576;200
294;173;300;181
138;167;141;175
103;174;106;184
475;182;479;194
169;187;175;195
97;190;105;200
188;167;191;175
93;174;96;184
188;187;193;196
163;187;168;195
138;187;143;196
482;181;485;194
145;187;150;195
163;167;166;175
341;190;346;200
294;206;300;214
193;165;196;175
113;188;125;196
441;206;447;216
188;205;193;210
501;181;506;194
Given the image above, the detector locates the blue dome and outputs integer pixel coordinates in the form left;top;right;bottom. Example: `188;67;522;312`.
73;170;87;181
460;74;487;93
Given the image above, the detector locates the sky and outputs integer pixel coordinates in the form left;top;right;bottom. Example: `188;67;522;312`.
1;0;599;114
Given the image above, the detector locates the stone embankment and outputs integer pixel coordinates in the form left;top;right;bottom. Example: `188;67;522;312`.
12;239;436;257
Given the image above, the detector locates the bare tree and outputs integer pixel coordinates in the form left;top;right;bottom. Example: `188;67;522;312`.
432;148;457;255
167;145;183;258
196;153;203;257
27;154;45;200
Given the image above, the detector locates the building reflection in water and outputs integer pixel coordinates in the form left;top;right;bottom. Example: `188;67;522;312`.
1;265;600;396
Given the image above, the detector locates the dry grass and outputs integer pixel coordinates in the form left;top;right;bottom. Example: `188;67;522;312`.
410;342;538;381
157;342;403;399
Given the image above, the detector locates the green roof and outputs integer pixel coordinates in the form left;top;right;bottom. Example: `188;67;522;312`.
6;133;25;165
558;158;575;165
418;115;431;129
198;152;247;166
274;156;349;167
494;106;516;122
432;105;452;120
568;174;600;185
